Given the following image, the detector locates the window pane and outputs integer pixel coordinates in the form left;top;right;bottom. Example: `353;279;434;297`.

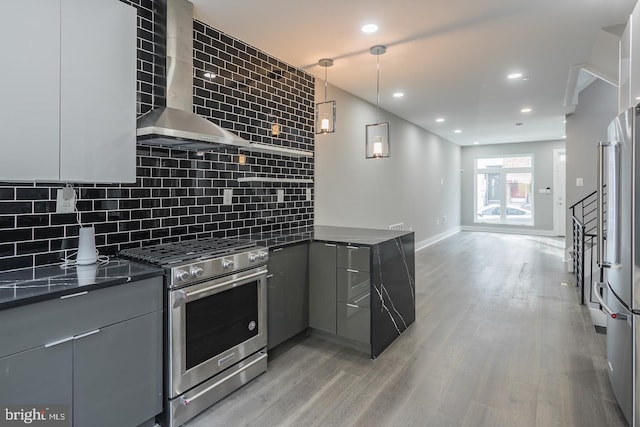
476;172;501;223
505;172;532;225
477;156;532;169
474;156;534;226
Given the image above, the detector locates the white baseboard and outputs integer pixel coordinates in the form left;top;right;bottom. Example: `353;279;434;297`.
416;227;461;252
461;225;557;237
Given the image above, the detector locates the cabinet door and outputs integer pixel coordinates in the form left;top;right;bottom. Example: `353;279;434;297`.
286;243;309;337
0;0;61;181
0;343;72;408
73;311;163;427
267;271;288;349
60;0;136;183
309;242;337;333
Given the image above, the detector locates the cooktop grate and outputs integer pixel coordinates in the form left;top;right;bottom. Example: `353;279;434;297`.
119;237;256;265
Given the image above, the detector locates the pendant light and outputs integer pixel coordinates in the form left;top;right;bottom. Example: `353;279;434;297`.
315;58;336;134
365;45;390;159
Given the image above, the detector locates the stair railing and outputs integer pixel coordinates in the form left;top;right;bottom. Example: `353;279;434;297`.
570;189;603;304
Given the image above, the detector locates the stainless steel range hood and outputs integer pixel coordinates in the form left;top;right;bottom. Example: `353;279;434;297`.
136;0;248;150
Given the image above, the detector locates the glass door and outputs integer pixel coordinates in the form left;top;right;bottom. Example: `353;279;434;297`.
475;156;533;226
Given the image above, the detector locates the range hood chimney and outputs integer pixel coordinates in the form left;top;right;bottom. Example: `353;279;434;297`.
136;0;248;150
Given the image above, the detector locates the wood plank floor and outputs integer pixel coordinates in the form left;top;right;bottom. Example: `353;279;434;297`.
185;232;628;427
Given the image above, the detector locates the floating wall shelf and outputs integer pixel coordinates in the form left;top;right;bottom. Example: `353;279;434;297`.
240;143;314;158
237;177;314;184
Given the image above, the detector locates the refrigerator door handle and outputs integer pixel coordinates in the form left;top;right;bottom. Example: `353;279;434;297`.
596;141;620;269
597;142;608;268
592;281;628;320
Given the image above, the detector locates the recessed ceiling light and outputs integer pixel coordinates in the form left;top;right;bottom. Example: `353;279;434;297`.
454;129;462;134
393;92;404;98
362;24;378;33
436;118;445;123
520;107;532;113
473;141;480;145
508;73;523;79
563;135;567;139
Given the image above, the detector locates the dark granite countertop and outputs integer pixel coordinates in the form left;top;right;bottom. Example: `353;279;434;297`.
0;225;411;309
0;259;164;310
312;225;413;246
243;225;413;249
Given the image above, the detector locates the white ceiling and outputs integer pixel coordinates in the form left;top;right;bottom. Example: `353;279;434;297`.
191;0;636;146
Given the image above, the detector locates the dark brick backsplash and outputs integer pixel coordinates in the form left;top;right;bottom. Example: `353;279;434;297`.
0;1;314;272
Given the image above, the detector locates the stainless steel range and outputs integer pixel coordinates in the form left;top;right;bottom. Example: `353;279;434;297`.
120;238;268;427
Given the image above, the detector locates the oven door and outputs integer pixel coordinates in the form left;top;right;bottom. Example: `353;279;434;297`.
168;266;267;397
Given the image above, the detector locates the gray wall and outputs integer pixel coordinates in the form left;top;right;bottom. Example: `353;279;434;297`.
565;78;618;249
314;82;461;247
461;140;565;233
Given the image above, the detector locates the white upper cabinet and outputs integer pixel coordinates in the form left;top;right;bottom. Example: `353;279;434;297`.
0;0;136;183
0;1;61;181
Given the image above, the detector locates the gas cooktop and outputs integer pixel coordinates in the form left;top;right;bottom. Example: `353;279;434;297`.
118;237;256;265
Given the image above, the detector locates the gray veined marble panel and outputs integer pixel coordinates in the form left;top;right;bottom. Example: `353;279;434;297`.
371;234;416;358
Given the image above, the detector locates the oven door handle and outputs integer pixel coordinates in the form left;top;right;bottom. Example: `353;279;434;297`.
183;270;266;300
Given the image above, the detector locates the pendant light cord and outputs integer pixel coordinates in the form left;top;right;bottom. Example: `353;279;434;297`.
376;53;380;123
324;66;328;103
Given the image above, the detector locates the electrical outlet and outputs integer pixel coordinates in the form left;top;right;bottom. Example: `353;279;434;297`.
56;188;76;213
277;189;284;203
223;189;233;205
443;215;447;224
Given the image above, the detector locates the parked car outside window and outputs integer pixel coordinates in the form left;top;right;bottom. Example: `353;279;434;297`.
477;204;531;223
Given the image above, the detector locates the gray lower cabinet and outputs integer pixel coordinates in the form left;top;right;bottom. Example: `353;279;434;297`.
309;242;337;334
336;303;370;343
0;277;163;426
73;310;163;427
0;342;73;406
267;269;288;348
267;243;309;349
310;243;371;346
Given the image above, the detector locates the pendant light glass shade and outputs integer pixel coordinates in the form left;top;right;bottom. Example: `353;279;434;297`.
366;45;390;159
315;58;336;134
366;122;390;158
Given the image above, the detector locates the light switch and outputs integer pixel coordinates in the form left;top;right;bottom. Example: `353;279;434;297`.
576;178;583;187
277;189;284;203
306;188;312;201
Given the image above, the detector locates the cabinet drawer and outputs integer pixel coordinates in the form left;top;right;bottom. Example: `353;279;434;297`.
0;277;163;358
337;245;370;272
337;269;370;306
337;302;370;344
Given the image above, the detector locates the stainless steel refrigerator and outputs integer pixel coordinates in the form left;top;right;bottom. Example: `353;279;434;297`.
593;104;640;426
